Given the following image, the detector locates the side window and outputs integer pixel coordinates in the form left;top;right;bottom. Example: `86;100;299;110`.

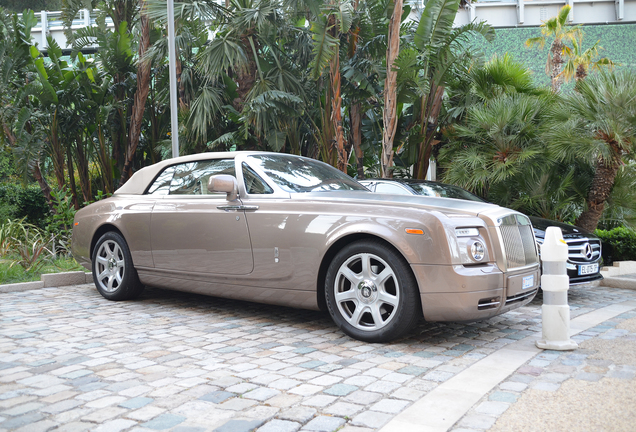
147;166;176;195
242;163;273;194
375;183;410;195
170;159;235;195
146;160;236;195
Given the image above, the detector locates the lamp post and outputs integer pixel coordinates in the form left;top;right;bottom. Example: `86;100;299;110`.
167;0;179;158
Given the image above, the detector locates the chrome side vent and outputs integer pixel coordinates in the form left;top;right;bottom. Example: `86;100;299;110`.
478;296;501;310
498;214;539;269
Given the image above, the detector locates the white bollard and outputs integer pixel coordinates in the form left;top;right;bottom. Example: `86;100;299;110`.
536;226;578;351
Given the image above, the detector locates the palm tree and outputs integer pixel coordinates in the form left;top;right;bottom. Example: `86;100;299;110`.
311;0;354;172
555;70;636;232
525;5;580;92
560;33;615;83
381;0;403;177
407;0;494;179
440;92;558;200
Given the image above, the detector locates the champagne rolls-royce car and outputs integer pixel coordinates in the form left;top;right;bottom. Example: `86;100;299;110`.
360;178;602;287
72;152;540;342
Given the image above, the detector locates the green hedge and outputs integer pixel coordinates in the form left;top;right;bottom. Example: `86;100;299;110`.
0;184;50;228
595;227;636;266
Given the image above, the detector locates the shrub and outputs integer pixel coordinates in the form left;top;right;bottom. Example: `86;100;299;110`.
0;184;50;228
594;227;636;266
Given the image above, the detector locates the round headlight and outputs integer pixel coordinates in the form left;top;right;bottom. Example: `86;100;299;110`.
470;241;486;261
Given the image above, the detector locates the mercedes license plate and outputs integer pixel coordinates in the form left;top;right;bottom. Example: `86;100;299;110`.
522;275;534;290
578;263;599;275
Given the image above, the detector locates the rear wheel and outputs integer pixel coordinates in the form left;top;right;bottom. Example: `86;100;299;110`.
325;239;420;342
92;232;144;300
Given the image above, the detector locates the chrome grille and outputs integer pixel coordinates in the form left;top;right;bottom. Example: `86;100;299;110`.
498;214;539;269
566;238;602;263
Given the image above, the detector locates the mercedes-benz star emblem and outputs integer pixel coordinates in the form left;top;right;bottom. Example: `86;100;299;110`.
583;243;593;260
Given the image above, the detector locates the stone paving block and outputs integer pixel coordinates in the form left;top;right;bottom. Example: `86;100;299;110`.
278;406;317;423
257;419;301;432
225;383;258;394
488;391;518;403
243;387;280;401
301;415;345;431
86;395;127;408
218;398;257;411
498;381;527;392
370;399;409;414
575;372;603;382
0;412;44;429
363;381;400;394
475;401;509;415
93;418;138;432
214;419;264;432
1;401;43;416
390;387;424;401
351;410;393;429
41;399;83;414
323;402;364;417
287;385;323;396
53;421;93;432
270;379;301;391
14;418;56;432
457;413;497;430
324;384;357;396
119;397;154;409
81;407;127;423
301;395;337;408
124;406;166;422
142;413;186;430
198;391;235;404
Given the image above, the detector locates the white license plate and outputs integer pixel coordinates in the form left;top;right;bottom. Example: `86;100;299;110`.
579;263;599;275
522;275;534;289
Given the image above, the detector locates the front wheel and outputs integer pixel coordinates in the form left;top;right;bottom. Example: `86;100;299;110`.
92;231;144;301
325;240;420;342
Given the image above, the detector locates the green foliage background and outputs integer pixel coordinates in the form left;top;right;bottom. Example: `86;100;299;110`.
595;226;636;265
470;23;636;87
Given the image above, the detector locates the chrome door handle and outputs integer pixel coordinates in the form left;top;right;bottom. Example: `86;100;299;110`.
217;205;259;212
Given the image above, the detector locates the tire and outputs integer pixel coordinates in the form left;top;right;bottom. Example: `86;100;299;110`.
325;239;420;343
92;231;144;301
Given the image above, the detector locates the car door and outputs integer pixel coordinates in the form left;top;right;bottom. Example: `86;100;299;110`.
149;158;254;275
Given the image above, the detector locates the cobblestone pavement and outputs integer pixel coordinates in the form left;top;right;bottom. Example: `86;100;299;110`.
1;283;635;432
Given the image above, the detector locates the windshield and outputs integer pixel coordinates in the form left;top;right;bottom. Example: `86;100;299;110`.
247;154;366;193
407;182;486;202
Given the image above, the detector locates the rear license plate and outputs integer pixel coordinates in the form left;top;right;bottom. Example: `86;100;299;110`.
578;263;599;275
522;275;534;290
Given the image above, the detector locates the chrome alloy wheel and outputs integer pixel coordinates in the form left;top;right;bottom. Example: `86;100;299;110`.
333;252;400;331
95;240;125;293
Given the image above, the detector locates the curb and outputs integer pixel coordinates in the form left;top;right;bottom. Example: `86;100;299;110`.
600;260;636;291
0;271;92;293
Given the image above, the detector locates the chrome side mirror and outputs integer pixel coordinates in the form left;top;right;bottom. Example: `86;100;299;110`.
208;175;239;201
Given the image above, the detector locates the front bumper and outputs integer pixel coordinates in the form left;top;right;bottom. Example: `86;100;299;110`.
412;263;540;322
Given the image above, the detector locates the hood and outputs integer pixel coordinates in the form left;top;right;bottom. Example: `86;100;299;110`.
529;216;596;240
294;190;505;218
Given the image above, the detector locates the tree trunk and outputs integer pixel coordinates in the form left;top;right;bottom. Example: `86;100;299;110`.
550;39;564;92
330;44;347;173
75;136;91;203
575;156;621;232
415;84;444;179
66;146;79;210
50;111;66;189
234;33;258;112
120;1;151;186
381;0;403;178
350;102;364;179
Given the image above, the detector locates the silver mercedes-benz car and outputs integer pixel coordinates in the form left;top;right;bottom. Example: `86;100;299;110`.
72;152;540;342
